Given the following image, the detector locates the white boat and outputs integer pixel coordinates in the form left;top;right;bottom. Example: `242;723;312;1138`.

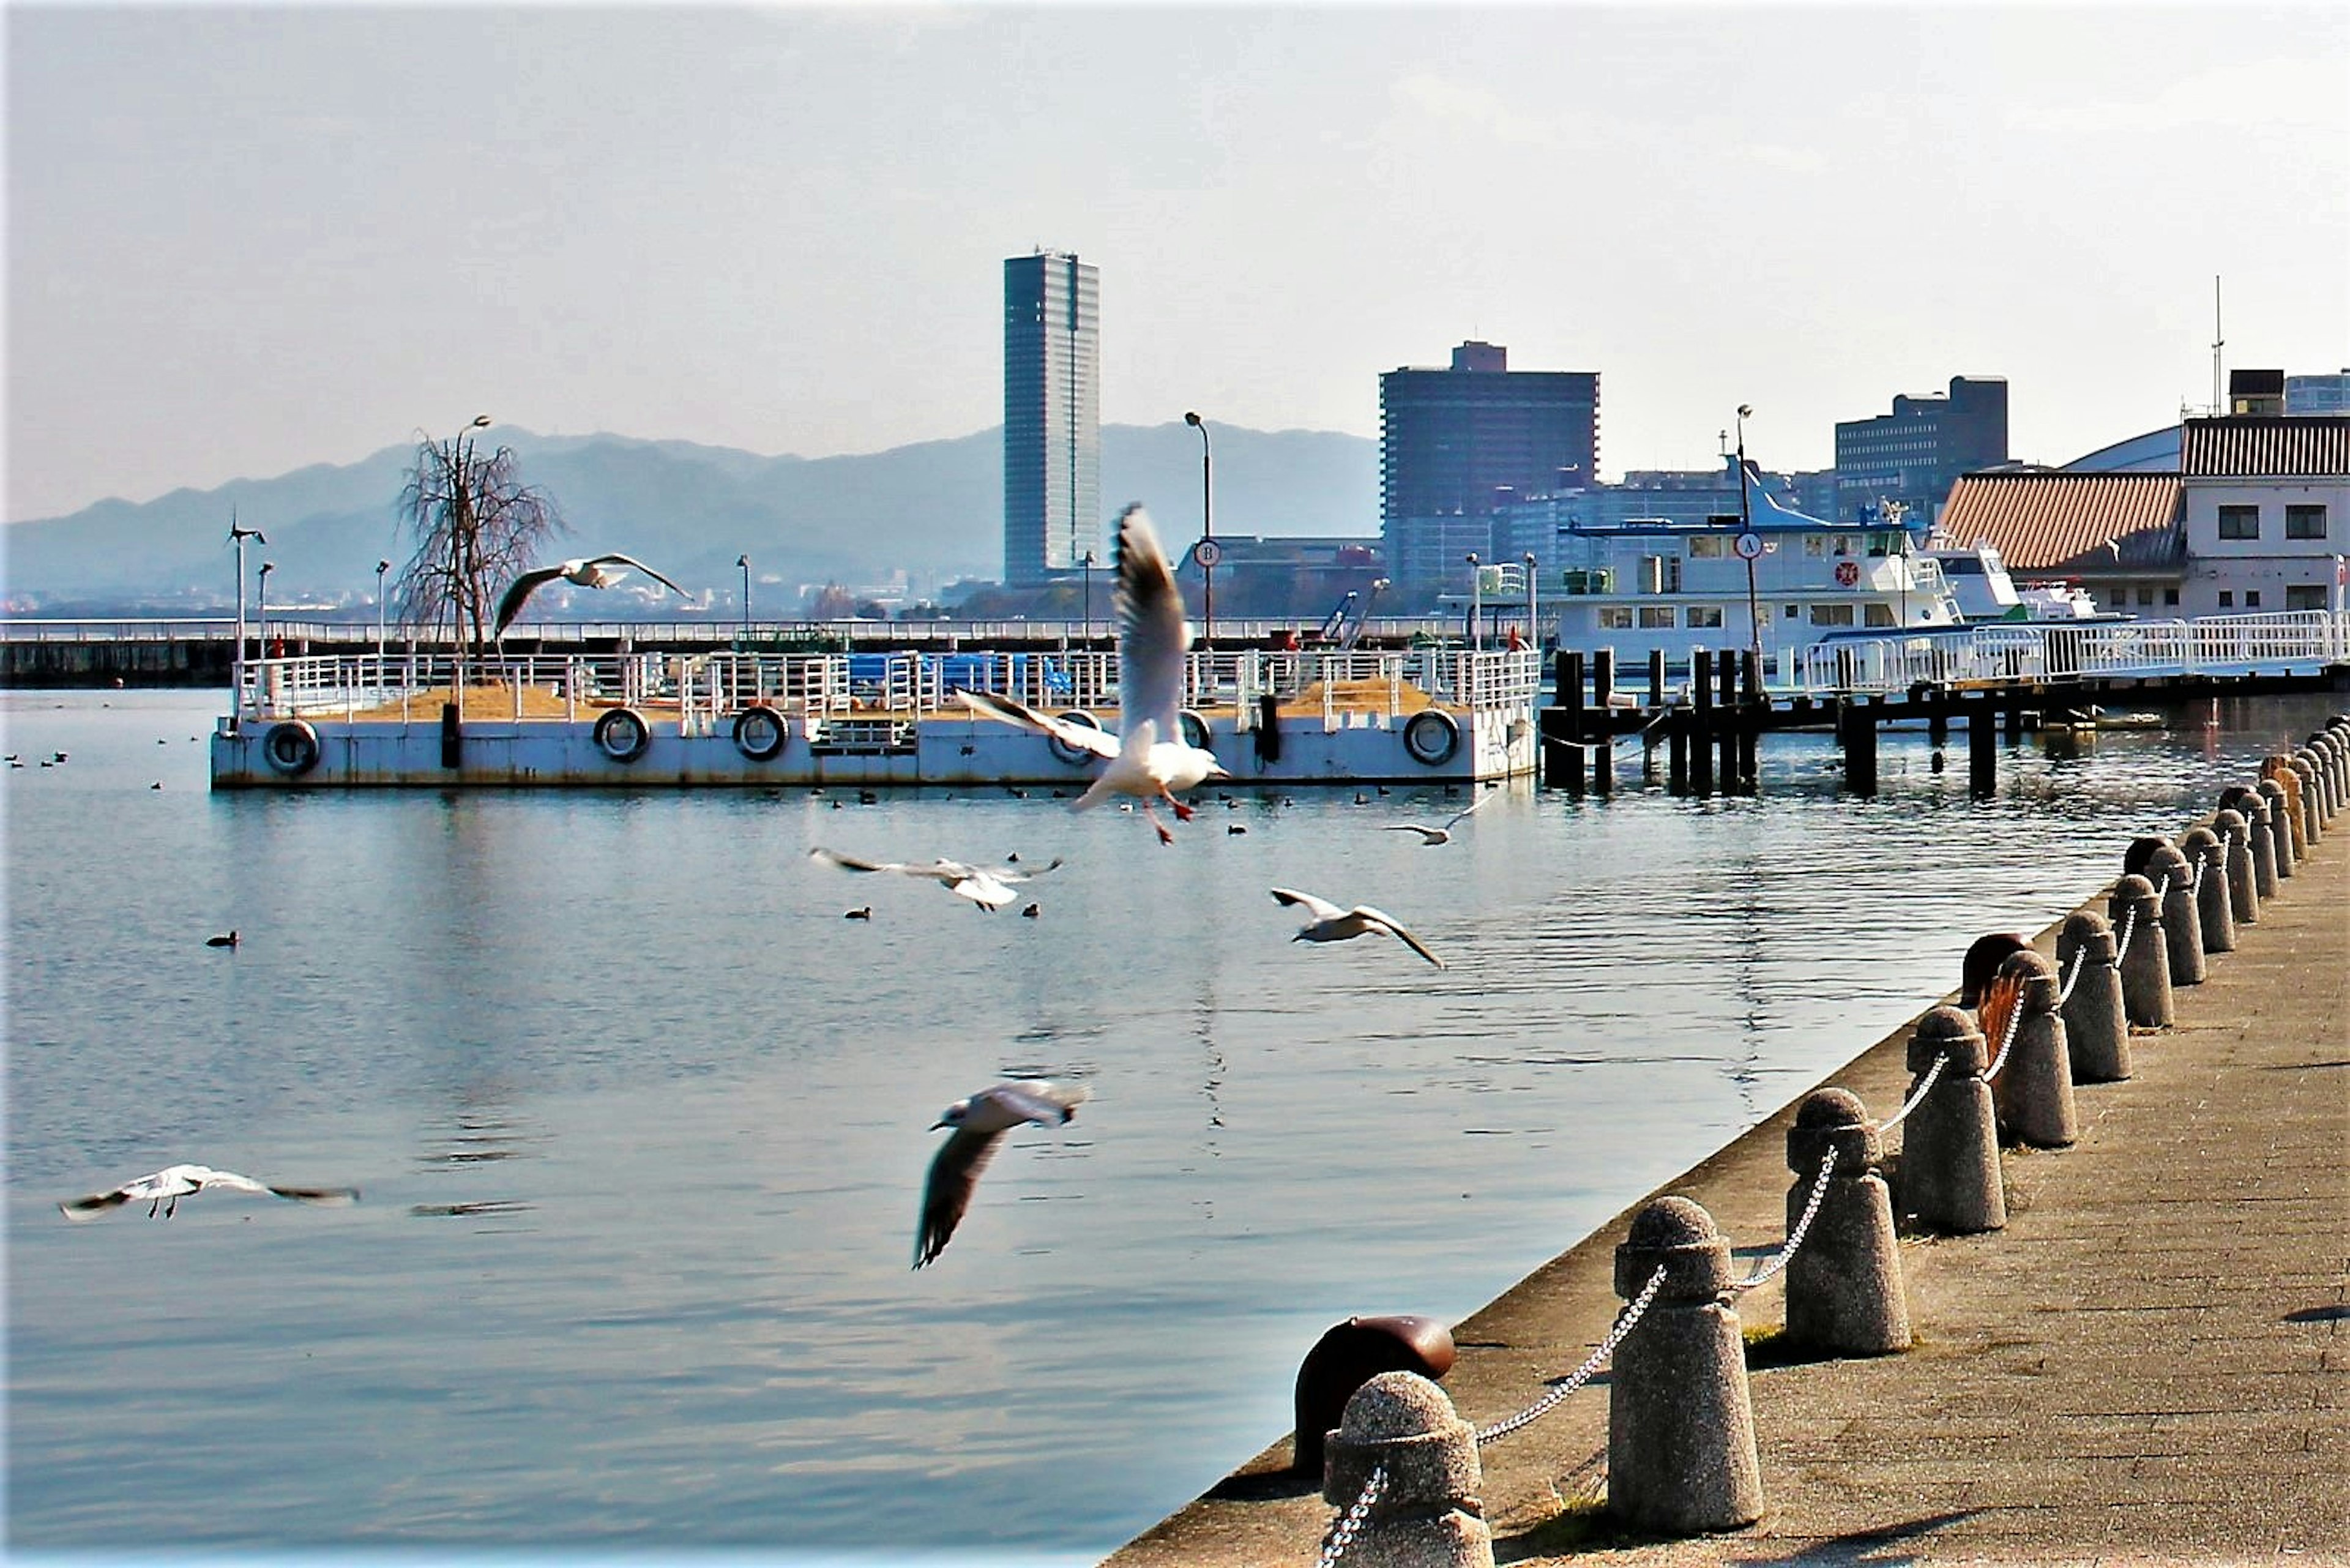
1528;457;1963;676
1922;542;2123;624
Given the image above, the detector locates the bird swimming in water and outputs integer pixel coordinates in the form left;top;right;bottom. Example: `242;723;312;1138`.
1270;887;1447;969
60;1163;358;1220
493;554;688;638
206;930;239;949
843;906;873;920
809;846;1063;912
915;1080;1087;1268
1382;790;1492;846
957;506;1229;844
1020;902;1041;919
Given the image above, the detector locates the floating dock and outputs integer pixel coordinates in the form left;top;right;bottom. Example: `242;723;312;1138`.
209;646;1542;790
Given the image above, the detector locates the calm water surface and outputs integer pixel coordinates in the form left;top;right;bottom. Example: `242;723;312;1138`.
5;689;2326;1561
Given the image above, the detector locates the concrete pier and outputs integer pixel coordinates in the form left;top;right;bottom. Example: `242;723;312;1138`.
1107;823;2348;1567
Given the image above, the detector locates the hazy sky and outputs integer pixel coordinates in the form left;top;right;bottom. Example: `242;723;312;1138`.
6;3;2346;523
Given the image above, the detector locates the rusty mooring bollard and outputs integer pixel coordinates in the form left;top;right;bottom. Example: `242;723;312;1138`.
1319;1371;1491;1568
2258;777;2297;878
1293;1315;1457;1478
1898;1005;2005;1234
2263;757;2309;862
2055;909;2131;1083
1783;1089;1910;1356
1990;950;2075;1149
2108;873;2173;1029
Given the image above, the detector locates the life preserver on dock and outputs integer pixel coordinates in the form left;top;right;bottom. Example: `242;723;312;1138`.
261;720;321;777
731;704;788;762
1048;709;1103;766
1402;709;1460;767
1179;709;1212;751
594;707;652;764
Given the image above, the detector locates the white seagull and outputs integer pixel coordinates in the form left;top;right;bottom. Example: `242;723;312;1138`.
1270;887;1447;969
1383;790;1493;845
957;505;1229;843
915;1079;1088;1268
60;1164;359;1221
494;554;688;638
808;846;1062;911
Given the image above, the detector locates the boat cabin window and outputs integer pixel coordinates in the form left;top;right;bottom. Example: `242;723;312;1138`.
1941;555;1985;575
1865;531;1897;558
1863;604;1897;627
1688;535;1728;559
1638;607;1676;628
1782;604;1799;618
1808;603;1857;627
1598;607;1635;629
1688;606;1725;629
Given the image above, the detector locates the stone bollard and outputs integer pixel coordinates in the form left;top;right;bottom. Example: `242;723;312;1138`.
1320;1372;1492;1568
1293;1315;1457;1477
1607;1197;1762;1534
1988;950;2076;1149
2180;824;2236;955
2212;806;2259;927
2263;757;2308;864
2289;754;2324;843
1897;1006;2005;1234
1783;1089;1911;1356
2139;841;2205;986
2108;873;2174;1029
2302;741;2339;821
2226;786;2281;899
2056;910;2131;1082
2258;778;2297;878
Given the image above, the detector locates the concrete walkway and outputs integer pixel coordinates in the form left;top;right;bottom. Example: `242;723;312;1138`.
1108;807;2348;1567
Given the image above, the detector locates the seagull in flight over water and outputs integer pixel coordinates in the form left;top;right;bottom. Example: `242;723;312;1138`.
915;1080;1087;1268
60;1164;359;1220
1383;790;1492;845
957;505;1230;843
1270;887;1447;969
808;846;1062;911
494;554;688;638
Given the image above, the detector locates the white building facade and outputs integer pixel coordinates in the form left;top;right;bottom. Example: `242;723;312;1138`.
2178;416;2349;618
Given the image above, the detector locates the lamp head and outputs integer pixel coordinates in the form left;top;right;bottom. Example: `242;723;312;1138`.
737;554;749;569
376;559;390;575
1737;403;1753;420
469;414;491;428
1184;411;1203;428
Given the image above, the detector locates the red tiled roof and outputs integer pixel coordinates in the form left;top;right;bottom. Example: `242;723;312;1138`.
2181;416;2350;477
1936;473;2182;574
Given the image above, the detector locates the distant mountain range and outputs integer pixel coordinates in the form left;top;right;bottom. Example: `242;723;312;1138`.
0;424;1377;613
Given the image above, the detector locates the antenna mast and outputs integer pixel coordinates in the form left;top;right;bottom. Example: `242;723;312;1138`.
2210;275;2225;416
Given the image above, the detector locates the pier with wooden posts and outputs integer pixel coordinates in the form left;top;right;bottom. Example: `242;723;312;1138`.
1540;612;2350;797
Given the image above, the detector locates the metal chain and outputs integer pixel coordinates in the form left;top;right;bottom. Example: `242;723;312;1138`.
1733;1149;1838;1293
1876;1051;1949;1133
1317;1463;1387;1568
1983;990;2028;1083
1474;1264;1668;1447
2055;945;2089;1006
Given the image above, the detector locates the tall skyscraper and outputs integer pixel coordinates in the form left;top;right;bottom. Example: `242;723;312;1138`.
1003;251;1100;588
1833;375;2009;527
1379;342;1600;602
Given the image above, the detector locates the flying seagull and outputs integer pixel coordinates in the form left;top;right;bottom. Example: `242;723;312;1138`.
1270;887;1447;969
61;1164;359;1220
957;505;1229;843
1382;790;1493;845
493;554;688;638
808;846;1063;911
916;1080;1087;1268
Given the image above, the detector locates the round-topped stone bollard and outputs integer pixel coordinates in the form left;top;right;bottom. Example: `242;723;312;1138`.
1320;1371;1492;1568
2138;841;2205;987
2108;873;2173;1028
2224;786;2281;898
1988;950;2076;1149
2212;806;2259;928
2180;825;2236;955
1607;1197;1763;1534
2054;909;2131;1083
1783;1089;1911;1356
2258;777;2297;878
2262;758;2308;862
2289;753;2324;843
1897;1006;2005;1234
1293;1315;1457;1478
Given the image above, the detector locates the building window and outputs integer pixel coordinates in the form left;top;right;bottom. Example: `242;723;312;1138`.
2286;504;2328;540
1598;607;1635;629
2286;585;2327;611
2218;590;2234;608
1688;606;1725;629
2164;588;2180;606
1783;604;1799;618
2218;505;2259;540
1638;607;1677;629
1863;603;1896;627
1808;603;1856;627
2245;590;2261;609
2136;588;2155;607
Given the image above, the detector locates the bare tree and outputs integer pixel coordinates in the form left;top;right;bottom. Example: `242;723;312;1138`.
394;417;565;655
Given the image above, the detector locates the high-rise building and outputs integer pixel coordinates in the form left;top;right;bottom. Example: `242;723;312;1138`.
1003;251;1100;588
1833;376;2008;527
2285;370;2350;416
1380;342;1599;601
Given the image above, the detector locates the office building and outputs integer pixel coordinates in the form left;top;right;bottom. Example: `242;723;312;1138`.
1380;342;1598;600
1833;375;2009;527
1003;251;1100;588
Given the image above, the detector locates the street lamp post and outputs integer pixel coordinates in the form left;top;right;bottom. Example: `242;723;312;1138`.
1466;552;1482;649
1185;411;1213;648
1082;550;1096;646
1736;403;1762;669
228;516;266;719
375;558;391;665
1524;551;1540;656
256;561;275;706
737;554;752;638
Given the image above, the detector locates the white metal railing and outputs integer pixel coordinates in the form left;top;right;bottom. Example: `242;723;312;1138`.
229;647;1548;726
1786;611;2350;697
12;614;1461;649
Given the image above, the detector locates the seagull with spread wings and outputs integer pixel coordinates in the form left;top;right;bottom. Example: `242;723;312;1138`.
914;1079;1087;1268
493;554;688;638
957;505;1229;843
60;1164;359;1220
1270;887;1447;969
1382;789;1493;845
808;846;1062;911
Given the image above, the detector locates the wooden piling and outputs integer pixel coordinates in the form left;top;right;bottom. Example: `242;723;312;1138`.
1691;651;1715;796
1970;701;1998;797
1592;649;1616;795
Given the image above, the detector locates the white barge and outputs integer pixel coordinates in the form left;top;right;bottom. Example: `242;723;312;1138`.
209;645;1541;790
